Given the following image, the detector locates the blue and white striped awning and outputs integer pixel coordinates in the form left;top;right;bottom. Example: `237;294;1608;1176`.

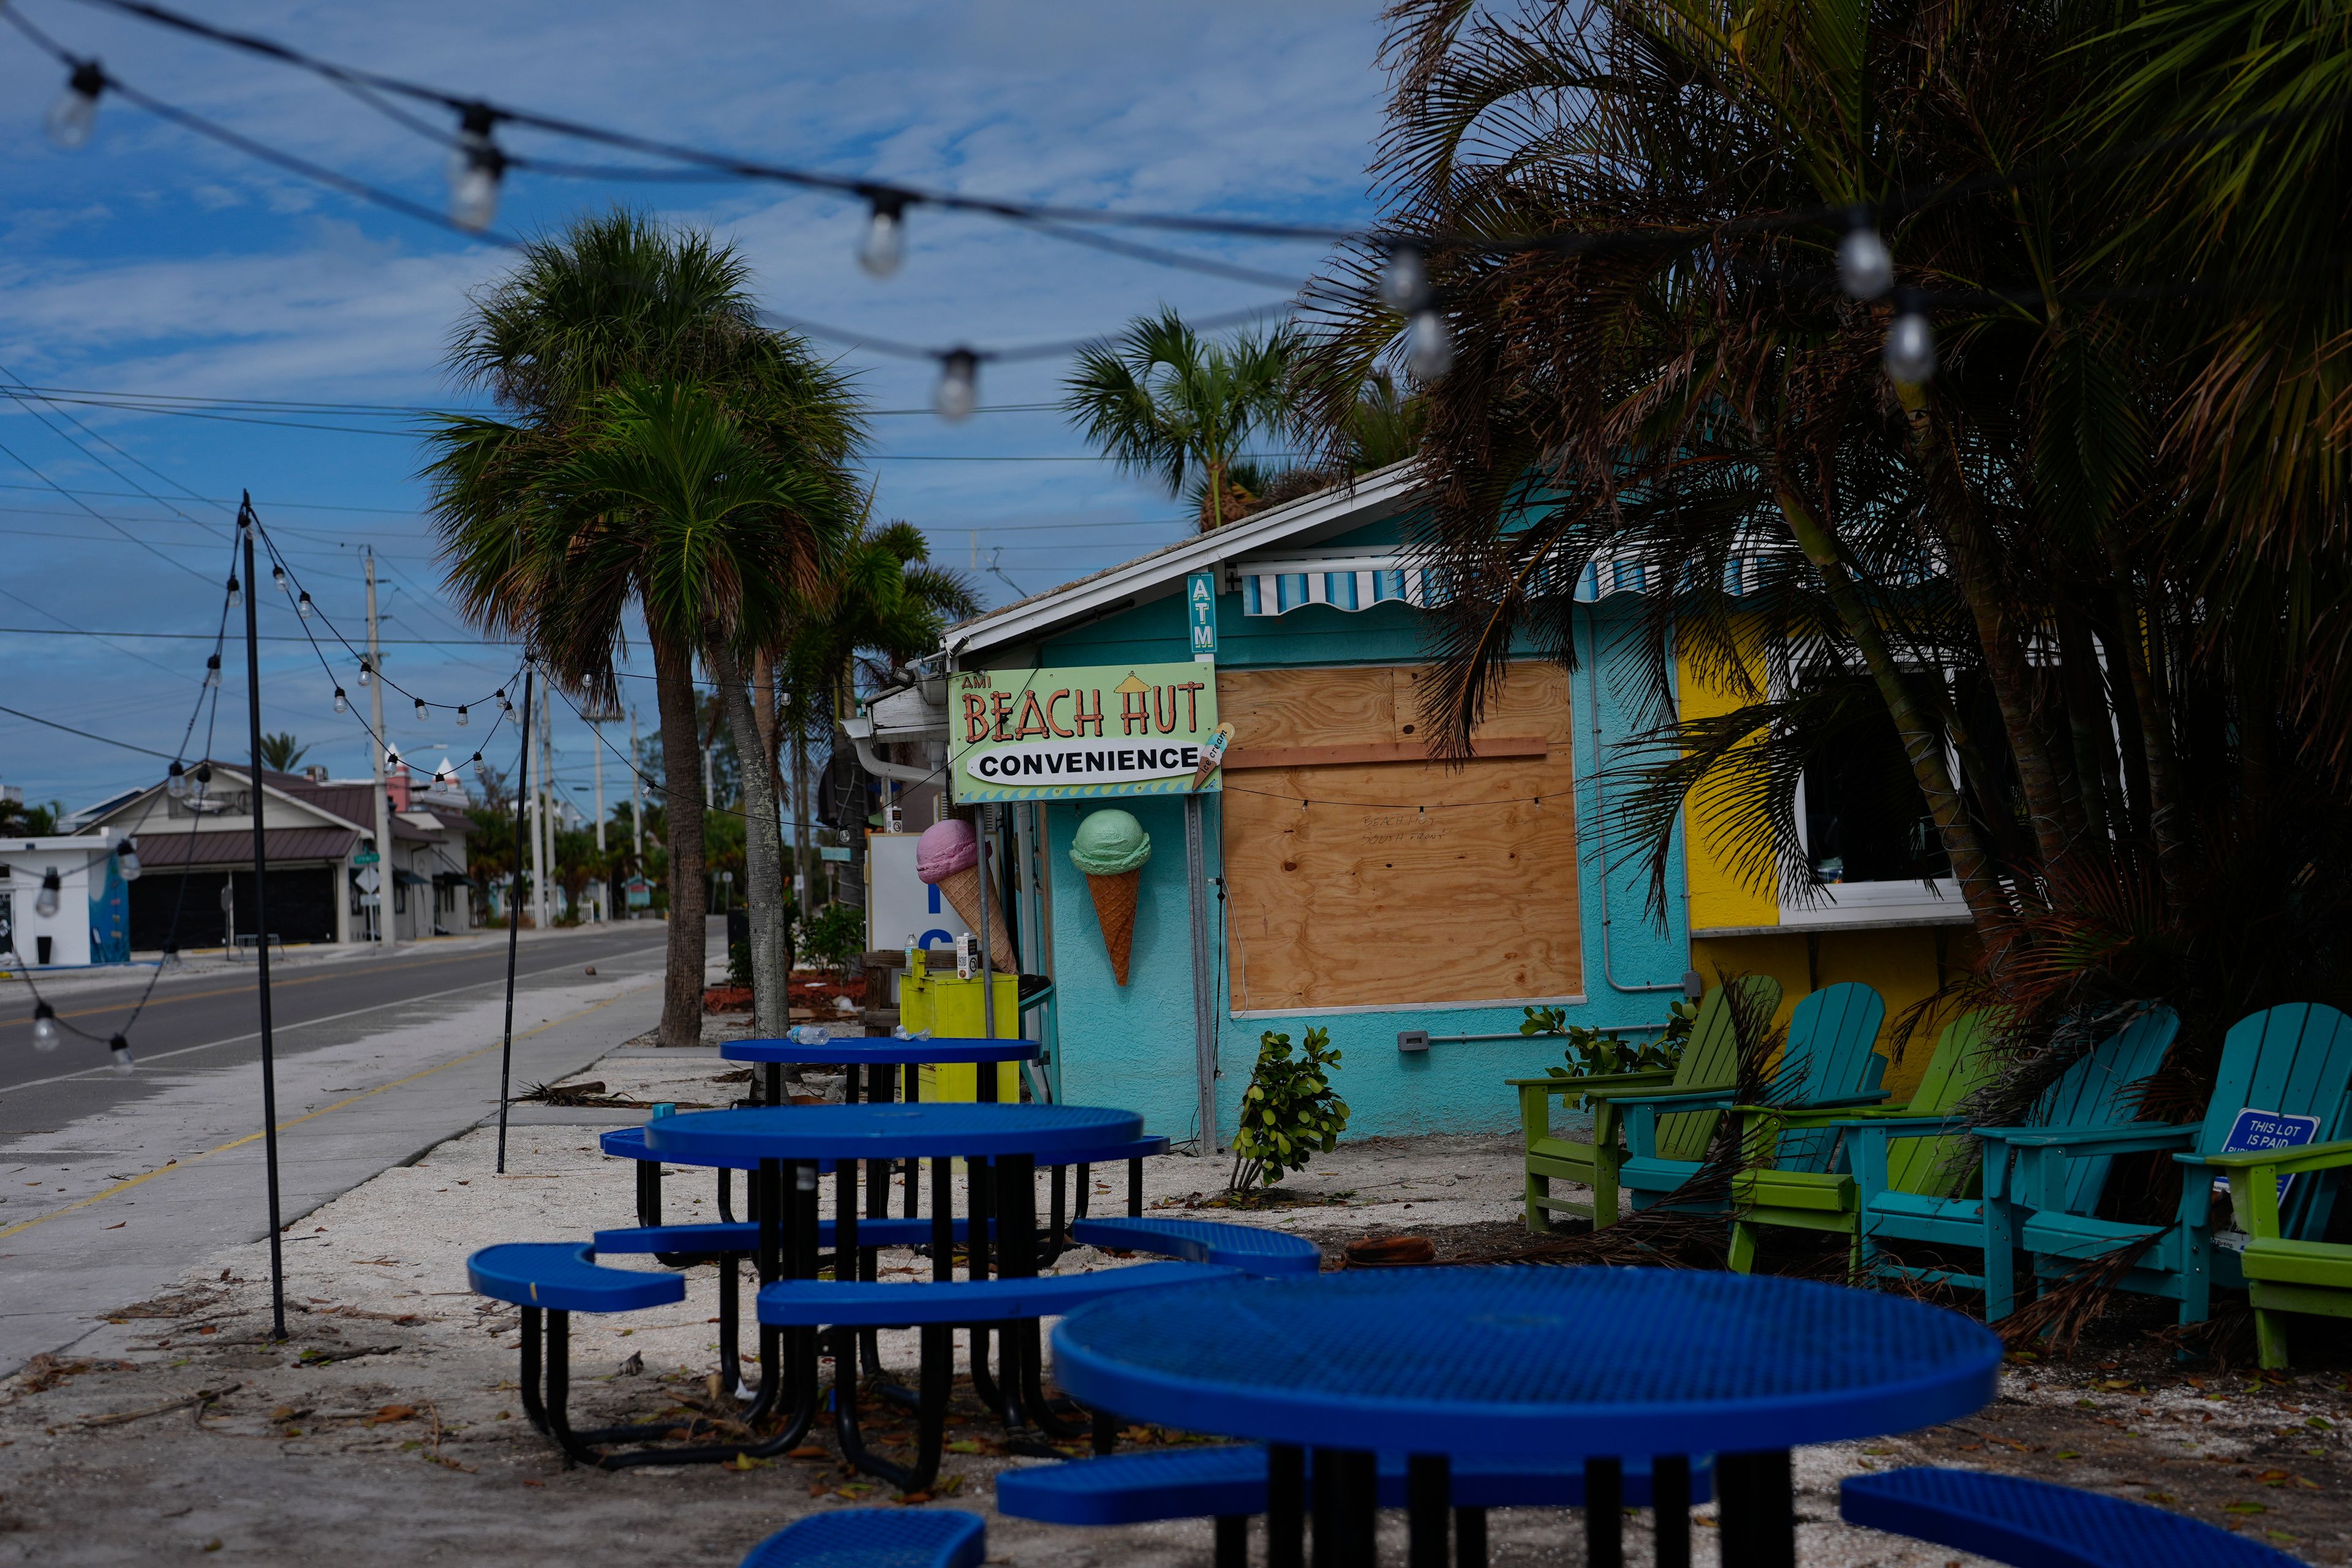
1237;549;1765;617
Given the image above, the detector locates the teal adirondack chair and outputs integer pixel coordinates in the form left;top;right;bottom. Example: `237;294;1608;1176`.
1725;1011;2000;1275
1985;1003;2352;1329
1612;982;1891;1213
1509;976;1780;1232
1852;1006;2177;1304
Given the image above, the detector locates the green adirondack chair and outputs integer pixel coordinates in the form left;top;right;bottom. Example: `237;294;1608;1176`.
1725;1010;2003;1275
1610;981;1891;1214
1858;1006;2177;1306
1507;975;1780;1232
2234;1137;2352;1369
1986;1002;2352;1330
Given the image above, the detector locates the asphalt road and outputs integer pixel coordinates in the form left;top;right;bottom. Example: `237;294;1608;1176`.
0;923;679;1137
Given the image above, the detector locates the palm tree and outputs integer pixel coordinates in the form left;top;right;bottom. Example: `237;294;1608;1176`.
1063;309;1300;530
257;732;308;772
424;208;865;1047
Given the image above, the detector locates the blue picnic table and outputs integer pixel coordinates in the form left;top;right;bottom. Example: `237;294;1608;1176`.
1052;1267;2001;1568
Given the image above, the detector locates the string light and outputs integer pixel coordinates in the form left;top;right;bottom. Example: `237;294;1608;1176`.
1378;241;1453;381
1838;211;1894;301
414;696;429;721
296;590;315;620
226;575;242;609
495;688;511;714
166;760;189;801
859;191;907;277
1885;288;1936;385
1408;309;1454;380
935;349;979;421
333;686;349;713
192;763;211;799
108;1032;134;1074
203;653;221;688
44;59;104;150
118;838;141;881
34;868;61;918
1379;242;1426;312
386;750;400;769
29;1003;61;1052
445;103;505;232
357;657;372;687
455;704;469;727
271;564;290;594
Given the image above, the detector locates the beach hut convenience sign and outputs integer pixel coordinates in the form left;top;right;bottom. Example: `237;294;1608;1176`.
949;663;1223;803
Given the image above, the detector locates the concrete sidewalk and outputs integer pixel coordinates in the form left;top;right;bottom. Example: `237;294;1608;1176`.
0;951;668;1374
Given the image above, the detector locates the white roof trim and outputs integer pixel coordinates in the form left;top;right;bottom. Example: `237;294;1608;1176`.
946;460;1427;659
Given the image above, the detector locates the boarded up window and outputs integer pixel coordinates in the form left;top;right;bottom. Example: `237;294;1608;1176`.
1219;663;1580;1013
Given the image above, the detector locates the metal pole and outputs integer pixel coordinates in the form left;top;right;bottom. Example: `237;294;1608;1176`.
976;804;997;1052
240;503;287;1340
497;665;534;1174
364;549;395;951
592;710;606;921
1185;793;1217;1152
629;706;644;857
529;686;548;931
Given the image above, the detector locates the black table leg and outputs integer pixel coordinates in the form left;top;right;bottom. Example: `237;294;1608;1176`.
967;1155;1005;1419
1453;1508;1487;1568
1214;1515;1248;1568
902;1063;920;1219
1129;1155;1145;1216
1075;1161;1091;1221
1406;1454;1449;1568
861;1063;891;1379
1584;1457;1623;1568
1335;1450;1378;1568
1716;1449;1794;1568
1267;1444;1306;1568
1310;1446;1338;1568
1651;1454;1692;1568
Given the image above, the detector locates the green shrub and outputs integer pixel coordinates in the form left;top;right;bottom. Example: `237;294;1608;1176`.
1228;1026;1349;1191
797;902;865;981
1528;998;1699;1079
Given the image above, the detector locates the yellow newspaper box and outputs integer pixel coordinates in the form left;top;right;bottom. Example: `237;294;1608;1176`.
899;967;1023;1102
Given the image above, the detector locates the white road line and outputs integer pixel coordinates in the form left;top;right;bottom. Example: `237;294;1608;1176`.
0;944;668;1095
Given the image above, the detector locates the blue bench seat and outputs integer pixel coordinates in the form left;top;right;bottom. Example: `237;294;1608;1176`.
757;1261;1227;1327
997;1444;1714;1524
467;1242;684;1313
1841;1468;2301;1566
1070;1216;1322;1276
738;1509;986;1568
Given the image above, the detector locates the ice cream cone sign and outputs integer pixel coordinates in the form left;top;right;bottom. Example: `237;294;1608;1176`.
914;818;1016;971
1070;809;1151;985
1191;722;1234;791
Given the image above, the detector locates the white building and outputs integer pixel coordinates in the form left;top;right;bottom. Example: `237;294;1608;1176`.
0;830;134;968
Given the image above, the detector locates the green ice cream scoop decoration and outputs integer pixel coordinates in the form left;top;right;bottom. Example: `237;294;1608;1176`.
1069;809;1152;876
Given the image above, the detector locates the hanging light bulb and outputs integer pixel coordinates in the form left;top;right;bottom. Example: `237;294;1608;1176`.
496;689;511;714
118;839;141;882
204;654;221;689
1838;214;1894;301
192;764;211;801
445;104;505;233
357;658;372;687
30;1003;61;1052
166;760;189;801
108;1033;134;1075
934;349;979;422
455;705;470;727
35;868;61;919
271;564;289;595
386;750;401;770
333;687;349;714
45;59;105;151
226;575;241;609
858;192;907;278
1379;241;1428;313
296;590;315;620
1408;309;1454;380
414;697;429;722
1883;293;1936;386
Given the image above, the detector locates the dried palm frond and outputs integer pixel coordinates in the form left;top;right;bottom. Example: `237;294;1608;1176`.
1992;1229;2168;1358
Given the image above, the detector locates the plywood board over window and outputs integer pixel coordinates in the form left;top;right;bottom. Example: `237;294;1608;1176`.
1220;663;1580;1014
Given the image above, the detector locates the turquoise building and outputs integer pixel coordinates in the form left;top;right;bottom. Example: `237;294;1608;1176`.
939;466;1700;1147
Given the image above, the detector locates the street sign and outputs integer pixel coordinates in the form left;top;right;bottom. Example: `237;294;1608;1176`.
356;866;381;894
353;851;380;867
624;876;650;910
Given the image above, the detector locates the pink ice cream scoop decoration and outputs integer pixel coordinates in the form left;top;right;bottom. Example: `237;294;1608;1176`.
914;818;1014;971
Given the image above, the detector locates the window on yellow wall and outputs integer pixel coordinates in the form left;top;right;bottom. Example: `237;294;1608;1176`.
1218;663;1583;1013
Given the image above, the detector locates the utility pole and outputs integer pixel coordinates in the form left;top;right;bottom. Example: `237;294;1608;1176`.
590;709;606;922
529;684;547;932
629;704;644;861
364;548;396;952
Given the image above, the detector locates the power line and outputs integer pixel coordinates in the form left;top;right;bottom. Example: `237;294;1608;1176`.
0;625;518;645
0;701;180;760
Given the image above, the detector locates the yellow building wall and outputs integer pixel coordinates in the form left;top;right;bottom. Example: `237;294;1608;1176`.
1673;634;1778;932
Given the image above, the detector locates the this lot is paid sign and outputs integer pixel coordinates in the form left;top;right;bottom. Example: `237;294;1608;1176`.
949;662;1222;803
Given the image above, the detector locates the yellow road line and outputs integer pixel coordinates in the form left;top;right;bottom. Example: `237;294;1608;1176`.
0;983;650;1241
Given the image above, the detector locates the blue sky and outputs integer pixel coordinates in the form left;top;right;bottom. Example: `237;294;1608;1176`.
0;1;1391;818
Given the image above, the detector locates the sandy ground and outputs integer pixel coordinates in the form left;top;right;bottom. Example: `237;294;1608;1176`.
2;1048;2347;1566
